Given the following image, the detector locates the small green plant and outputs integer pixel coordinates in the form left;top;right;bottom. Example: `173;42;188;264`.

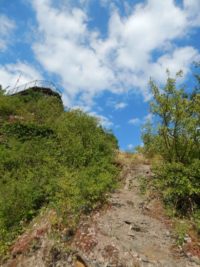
174;220;189;246
139;175;148;195
193;210;200;234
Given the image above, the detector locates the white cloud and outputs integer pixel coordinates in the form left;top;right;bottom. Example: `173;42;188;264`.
89;111;113;128
32;0;114;106
129;113;154;126
128;117;141;125
106;100;128;110
114;102;128;110
144;113;153;122
150;47;200;83
100;0;120;9
69;105;113;128
0;62;42;92
0;15;15;51
109;1;187;70
98;115;113;128
31;0;200;109
183;0;200;26
71;105;91;113
127;144;134;150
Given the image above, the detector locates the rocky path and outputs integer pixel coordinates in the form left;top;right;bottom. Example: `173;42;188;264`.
2;160;200;267
72;161;199;267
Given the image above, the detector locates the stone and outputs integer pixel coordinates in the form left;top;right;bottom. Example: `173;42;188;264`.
186;252;192;258
184;235;192;243
166;231;170;237
67;255;73;263
191;256;200;264
141;255;150;263
124;220;132;225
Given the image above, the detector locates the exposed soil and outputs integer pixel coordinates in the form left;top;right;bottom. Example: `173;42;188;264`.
72;160;200;267
2;158;200;267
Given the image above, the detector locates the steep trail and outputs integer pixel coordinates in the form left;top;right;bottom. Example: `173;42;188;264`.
72;159;199;267
2;158;200;267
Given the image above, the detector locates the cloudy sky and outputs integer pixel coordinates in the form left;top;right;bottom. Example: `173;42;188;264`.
0;0;200;150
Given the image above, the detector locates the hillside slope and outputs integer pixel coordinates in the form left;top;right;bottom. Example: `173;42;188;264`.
0;87;119;262
2;154;200;267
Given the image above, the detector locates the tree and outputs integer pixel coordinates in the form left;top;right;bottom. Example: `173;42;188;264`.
0;85;4;95
148;71;200;164
142;69;200;213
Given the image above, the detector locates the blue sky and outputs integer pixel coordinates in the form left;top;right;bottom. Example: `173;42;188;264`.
0;0;200;150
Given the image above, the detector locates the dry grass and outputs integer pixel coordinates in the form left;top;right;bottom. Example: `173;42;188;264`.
115;151;150;166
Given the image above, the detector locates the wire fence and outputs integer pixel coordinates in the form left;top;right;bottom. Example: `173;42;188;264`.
6;80;62;96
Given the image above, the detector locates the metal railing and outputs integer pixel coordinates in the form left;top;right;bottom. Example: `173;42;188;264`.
6;80;62;96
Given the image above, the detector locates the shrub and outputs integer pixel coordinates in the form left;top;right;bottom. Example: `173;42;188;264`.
153;160;200;214
142;68;200;218
0;90;119;256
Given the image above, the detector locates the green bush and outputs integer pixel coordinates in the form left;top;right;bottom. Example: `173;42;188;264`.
153;160;200;214
142;67;200;218
2;122;55;140
0;89;119;256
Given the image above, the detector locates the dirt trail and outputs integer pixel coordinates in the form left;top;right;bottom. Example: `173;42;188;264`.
2;160;200;267
72;161;199;267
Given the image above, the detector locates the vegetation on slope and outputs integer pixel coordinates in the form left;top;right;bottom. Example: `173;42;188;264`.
0;87;119;256
140;65;200;230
